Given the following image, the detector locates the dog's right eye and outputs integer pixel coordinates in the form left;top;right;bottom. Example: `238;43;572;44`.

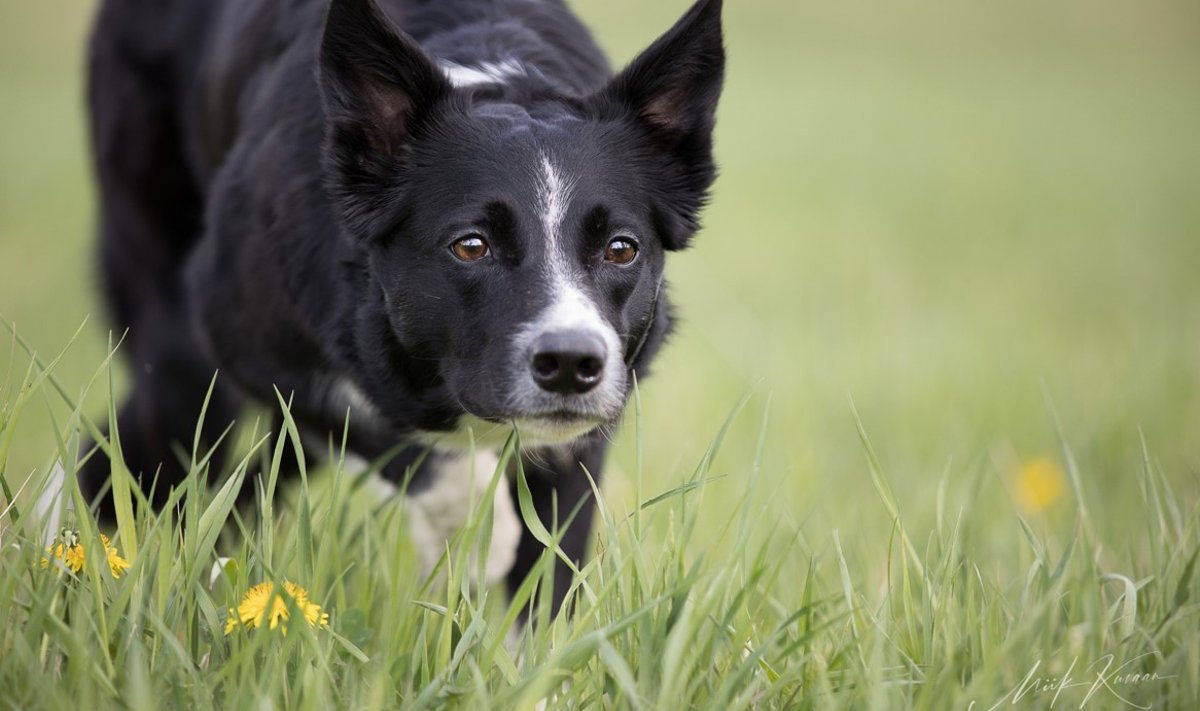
450;234;490;262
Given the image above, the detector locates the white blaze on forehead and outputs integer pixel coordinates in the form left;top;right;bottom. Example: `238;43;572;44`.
533;154;608;343
537;153;575;276
538;282;608;334
525;152;625;413
440;59;526;88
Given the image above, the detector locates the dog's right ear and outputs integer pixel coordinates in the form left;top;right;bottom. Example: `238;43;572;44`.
319;0;450;234
319;0;449;160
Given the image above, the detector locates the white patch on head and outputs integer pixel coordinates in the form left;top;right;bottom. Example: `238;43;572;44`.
516;282;626;415
534;284;614;346
440;59;526;88
404;449;521;588
534;156;597;335
538;154;575;273
534;157;605;344
492;154;630;431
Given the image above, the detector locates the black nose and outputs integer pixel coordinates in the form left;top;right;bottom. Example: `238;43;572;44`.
530;330;607;395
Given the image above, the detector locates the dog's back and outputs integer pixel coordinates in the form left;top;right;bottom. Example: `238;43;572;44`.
90;0;610;220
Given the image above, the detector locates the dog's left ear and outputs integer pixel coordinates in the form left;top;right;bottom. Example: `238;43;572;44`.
318;0;452;238
592;0;725;249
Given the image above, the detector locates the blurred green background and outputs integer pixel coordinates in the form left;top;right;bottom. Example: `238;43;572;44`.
2;0;1198;546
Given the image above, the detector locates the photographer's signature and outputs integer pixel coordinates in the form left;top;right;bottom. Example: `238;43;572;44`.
970;653;1174;710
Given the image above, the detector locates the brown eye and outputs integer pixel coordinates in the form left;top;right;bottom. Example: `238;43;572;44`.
450;234;490;262
604;237;639;265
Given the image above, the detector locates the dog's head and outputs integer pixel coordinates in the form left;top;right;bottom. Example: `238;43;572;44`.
318;0;724;445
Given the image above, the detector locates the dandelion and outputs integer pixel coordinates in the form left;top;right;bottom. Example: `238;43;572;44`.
224;581;330;635
1014;456;1066;513
41;530;131;578
105;542;132;578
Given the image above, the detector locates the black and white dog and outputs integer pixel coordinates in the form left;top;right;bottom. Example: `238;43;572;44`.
82;0;724;609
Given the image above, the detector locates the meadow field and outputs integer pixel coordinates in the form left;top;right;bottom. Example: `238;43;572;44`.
2;0;1199;708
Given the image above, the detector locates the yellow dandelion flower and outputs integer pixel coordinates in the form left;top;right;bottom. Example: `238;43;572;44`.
1014;456;1066;513
106;544;132;578
64;543;87;572
224;581;330;635
40;531;131;578
98;534;132;578
41;542;86;574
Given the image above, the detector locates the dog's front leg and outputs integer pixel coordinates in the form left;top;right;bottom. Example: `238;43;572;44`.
279;405;523;589
506;430;607;617
400;448;521;589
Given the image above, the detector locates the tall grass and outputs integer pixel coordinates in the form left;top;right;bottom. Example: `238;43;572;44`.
2;332;1196;710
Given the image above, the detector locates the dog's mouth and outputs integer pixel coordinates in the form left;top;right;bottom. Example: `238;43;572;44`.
511;412;604;446
475;408;599;437
415;403;607;451
504;409;593;423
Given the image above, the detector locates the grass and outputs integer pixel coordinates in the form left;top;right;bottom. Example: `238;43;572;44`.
2;0;1200;708
4;331;1195;706
1;328;1198;709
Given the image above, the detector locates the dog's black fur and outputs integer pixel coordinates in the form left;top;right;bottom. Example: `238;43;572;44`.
83;0;723;609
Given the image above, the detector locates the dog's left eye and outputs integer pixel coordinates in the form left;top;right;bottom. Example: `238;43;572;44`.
450;234;490;262
604;237;639;266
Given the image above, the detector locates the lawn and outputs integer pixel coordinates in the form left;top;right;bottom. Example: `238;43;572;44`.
2;0;1199;708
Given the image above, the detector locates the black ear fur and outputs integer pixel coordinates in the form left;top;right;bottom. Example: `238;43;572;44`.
318;0;452;238
593;0;725;249
608;0;724;143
